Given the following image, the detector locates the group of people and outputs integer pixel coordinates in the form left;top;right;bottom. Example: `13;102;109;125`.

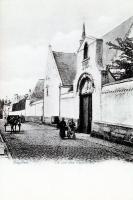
58;118;76;139
5;115;21;133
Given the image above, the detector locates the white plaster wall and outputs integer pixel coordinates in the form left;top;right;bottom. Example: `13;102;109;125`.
25;100;35;116
101;78;133;126
44;47;61;118
44;83;60;117
60;93;79;119
44;40;102;122
33;101;43;116
9;109;26;116
25;100;43;117
74;39;102;123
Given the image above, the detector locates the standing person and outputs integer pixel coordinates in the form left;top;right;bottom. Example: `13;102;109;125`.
10;116;15;133
67;119;76;139
59;118;67;139
69;119;76;131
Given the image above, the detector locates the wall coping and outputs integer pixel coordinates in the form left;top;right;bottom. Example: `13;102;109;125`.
61;91;75;99
61;96;75;100
61;91;74;95
30;99;43;105
93;120;133;129
103;77;133;87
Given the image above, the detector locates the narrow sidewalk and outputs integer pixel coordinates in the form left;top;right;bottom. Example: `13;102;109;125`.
0;130;11;159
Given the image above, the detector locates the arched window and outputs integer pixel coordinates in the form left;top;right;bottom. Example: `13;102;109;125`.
83;42;88;59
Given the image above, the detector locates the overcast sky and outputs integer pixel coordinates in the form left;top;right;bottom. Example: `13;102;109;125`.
0;0;133;99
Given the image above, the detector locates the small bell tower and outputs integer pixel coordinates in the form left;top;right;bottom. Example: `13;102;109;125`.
79;23;86;46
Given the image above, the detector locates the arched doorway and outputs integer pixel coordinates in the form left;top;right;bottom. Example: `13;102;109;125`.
78;74;94;133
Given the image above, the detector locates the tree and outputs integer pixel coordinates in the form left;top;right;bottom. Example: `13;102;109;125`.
0;99;4;118
0;99;4;109
106;37;133;80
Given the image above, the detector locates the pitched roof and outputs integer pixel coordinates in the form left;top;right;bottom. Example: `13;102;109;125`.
52;51;77;85
102;16;133;67
30;79;44;103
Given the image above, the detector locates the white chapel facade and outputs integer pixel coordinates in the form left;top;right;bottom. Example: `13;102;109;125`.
44;17;133;137
44;23;105;133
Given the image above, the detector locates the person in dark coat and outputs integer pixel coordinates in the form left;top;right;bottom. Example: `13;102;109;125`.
59;118;67;139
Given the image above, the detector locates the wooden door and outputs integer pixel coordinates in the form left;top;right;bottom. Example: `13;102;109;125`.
80;94;92;133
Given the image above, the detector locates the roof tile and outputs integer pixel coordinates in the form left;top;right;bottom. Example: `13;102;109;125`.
53;51;77;85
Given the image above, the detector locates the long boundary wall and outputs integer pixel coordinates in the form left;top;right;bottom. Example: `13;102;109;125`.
93;78;133;143
25;100;43;123
9;100;43;123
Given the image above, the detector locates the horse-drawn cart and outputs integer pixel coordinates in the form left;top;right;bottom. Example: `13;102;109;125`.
4;115;21;133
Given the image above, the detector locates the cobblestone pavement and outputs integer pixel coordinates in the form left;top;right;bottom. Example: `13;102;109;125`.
0;120;133;162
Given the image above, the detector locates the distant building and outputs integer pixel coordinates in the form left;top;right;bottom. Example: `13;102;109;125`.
3;99;12;118
44;45;76;123
9;79;44;123
25;79;44;122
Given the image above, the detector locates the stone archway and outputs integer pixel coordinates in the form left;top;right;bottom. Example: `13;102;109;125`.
77;73;94;133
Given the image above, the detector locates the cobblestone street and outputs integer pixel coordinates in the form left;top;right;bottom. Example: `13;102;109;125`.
0;120;133;162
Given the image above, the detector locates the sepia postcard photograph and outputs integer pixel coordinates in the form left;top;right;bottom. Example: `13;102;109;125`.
0;0;133;199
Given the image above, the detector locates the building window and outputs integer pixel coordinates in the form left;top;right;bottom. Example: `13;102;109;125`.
83;42;88;60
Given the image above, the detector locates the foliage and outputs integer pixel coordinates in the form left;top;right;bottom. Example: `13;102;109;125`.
0;99;4;110
107;37;133;79
0;99;4;118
